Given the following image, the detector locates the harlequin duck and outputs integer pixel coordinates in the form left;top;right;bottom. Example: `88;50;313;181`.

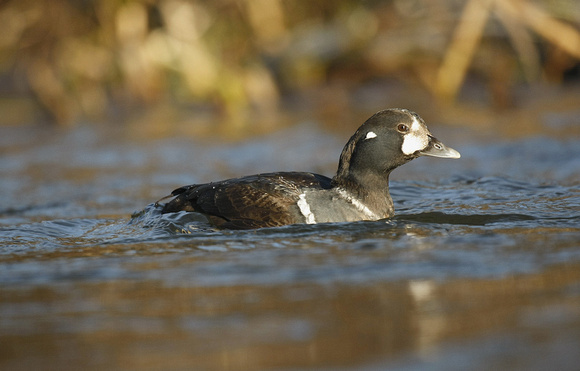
158;108;460;229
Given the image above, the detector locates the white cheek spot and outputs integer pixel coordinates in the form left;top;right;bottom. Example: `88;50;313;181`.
365;131;377;140
401;116;429;155
297;193;316;224
401;135;427;155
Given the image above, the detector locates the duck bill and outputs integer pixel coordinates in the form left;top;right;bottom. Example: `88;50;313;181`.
418;136;461;159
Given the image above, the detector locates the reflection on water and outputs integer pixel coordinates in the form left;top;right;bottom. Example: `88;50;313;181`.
1;262;579;370
0;120;579;370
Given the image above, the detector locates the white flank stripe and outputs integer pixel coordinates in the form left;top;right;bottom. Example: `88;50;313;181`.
337;189;379;220
297;193;316;224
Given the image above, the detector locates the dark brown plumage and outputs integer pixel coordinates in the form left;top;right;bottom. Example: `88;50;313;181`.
161;173;332;229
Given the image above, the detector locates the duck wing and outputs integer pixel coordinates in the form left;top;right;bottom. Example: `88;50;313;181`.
160;172;331;229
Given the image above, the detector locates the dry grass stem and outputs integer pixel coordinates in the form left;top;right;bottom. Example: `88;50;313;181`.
496;0;580;59
436;0;493;101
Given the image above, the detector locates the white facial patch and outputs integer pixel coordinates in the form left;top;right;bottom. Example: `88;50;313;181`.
297;193;316;224
365;131;377;140
401;116;429;155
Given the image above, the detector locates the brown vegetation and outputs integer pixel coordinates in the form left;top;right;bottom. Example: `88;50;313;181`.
0;0;579;126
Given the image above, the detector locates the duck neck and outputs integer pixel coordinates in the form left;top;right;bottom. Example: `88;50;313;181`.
331;169;394;218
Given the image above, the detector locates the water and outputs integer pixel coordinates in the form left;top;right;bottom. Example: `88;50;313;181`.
1;118;579;370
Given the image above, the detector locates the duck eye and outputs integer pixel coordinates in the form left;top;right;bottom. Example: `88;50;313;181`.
397;123;409;133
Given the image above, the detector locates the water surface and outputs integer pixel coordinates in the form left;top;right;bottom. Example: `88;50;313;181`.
1;118;579;370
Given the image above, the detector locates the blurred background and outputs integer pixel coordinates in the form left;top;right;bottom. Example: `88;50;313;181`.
1;0;579;134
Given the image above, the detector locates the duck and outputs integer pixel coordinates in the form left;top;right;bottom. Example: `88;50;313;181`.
158;108;460;229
